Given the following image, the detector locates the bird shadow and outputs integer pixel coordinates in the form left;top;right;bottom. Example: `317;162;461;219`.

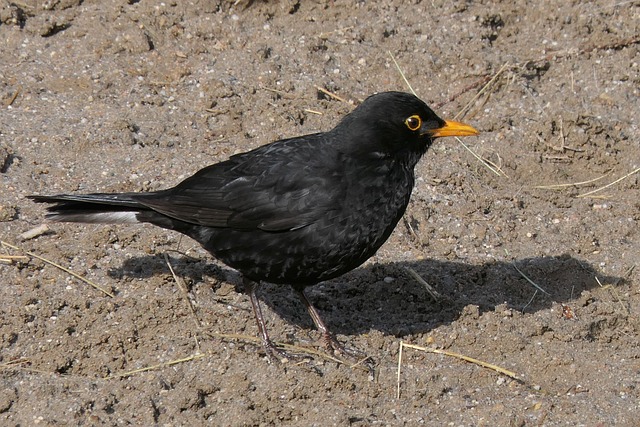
107;253;622;338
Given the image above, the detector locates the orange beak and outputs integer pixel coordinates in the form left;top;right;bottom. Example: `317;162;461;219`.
426;120;479;138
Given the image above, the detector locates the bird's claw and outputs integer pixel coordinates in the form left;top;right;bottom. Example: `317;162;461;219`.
321;333;375;371
261;340;310;364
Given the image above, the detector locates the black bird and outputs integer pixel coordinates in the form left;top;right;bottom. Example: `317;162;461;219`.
30;91;478;361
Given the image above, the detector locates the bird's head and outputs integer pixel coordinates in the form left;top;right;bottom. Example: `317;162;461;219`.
333;91;478;164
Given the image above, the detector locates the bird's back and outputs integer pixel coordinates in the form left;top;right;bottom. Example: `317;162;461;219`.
156;132;417;287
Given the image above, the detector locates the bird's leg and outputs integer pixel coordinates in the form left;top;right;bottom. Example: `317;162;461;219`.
244;279;291;362
295;288;367;361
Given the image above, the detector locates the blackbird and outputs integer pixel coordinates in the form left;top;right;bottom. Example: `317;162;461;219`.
30;91;478;361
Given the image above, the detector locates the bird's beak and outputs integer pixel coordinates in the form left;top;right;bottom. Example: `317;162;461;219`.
425;120;479;138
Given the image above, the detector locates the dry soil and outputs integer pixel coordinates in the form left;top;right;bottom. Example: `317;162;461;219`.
1;1;639;426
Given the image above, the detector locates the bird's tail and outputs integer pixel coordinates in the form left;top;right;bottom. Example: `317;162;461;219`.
29;193;149;224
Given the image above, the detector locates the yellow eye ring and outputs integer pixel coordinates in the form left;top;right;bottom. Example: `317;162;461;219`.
405;115;422;131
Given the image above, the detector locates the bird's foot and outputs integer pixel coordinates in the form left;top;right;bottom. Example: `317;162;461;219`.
320;333;374;370
260;338;311;364
262;342;293;364
295;288;374;370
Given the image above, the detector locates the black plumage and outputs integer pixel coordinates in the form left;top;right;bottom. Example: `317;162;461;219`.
30;91;478;360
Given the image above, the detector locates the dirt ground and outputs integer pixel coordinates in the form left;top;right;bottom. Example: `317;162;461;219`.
1;0;639;425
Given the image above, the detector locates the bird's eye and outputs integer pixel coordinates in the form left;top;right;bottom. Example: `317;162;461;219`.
404;115;422;131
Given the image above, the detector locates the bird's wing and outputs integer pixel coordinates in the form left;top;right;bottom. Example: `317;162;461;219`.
134;136;344;231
